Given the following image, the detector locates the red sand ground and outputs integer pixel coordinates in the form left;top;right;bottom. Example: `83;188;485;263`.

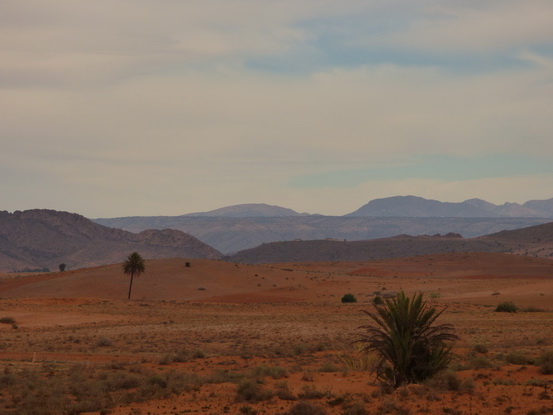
0;252;552;414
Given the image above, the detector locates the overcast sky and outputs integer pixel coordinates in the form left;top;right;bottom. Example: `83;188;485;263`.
2;1;553;217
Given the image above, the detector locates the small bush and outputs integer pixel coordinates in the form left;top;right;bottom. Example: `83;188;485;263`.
275;381;296;401
0;317;16;325
341;293;357;303
373;295;384;305
94;337;113;347
473;343;489;354
286;401;328;415
426;370;474;393
250;365;288;380
319;362;339;373
495;302;518;313
298;385;327;399
505;351;533;365
538;351;553;374
342;402;369;415
235;379;273;402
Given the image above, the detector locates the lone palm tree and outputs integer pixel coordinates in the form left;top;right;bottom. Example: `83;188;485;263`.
122;252;145;300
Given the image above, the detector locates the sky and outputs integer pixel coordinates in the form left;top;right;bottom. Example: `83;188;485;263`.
2;0;553;218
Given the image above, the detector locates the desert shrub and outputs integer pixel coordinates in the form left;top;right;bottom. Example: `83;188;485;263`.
250;365;288;380
472;343;489;354
338;344;376;373
94;337;113;347
538;351;553;374
505;351;534;365
468;355;495;370
301;371;314;382
239;405;258;415
192;349;206;359
298;384;328;399
495;302;518;313
343;402;369;415
0;317;16;325
426;370;474;393
522;306;546;312
373;295;384;305
275;381;296;400
319;361;339;373
235;379;273;402
287;401;328;415
357;291;459;387
342;293;357;303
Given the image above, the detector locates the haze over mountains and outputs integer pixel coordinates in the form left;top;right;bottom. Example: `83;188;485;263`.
94;196;553;253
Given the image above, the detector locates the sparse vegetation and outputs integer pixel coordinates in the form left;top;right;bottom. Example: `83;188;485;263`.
235;379;273;402
495;302;518;313
287;401;328;415
538;351;553;374
357;291;459;387
0;316;16;325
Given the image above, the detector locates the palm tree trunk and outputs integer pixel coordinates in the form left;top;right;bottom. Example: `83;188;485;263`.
128;273;134;300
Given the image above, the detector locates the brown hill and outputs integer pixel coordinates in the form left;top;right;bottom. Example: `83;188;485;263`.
225;235;508;264
226;221;553;264
484;221;553;243
0;210;221;272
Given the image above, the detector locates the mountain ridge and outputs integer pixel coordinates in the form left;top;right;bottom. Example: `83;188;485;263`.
0;209;221;272
345;196;553;217
93;194;553;253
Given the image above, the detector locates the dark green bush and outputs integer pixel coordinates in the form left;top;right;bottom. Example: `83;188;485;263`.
341;293;357;303
495;302;518;313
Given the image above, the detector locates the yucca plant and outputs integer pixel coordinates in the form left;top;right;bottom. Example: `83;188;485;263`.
357;291;458;387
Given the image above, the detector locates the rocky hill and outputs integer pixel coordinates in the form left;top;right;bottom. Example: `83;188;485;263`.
225;235;508;264
226;221;553;264
0;210;221;272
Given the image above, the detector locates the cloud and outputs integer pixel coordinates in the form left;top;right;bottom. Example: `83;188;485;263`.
1;1;552;216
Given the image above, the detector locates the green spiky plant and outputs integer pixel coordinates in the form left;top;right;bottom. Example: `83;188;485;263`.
357;291;458;388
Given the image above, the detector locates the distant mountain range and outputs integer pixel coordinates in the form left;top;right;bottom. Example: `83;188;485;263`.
346;196;553;218
1;207;553;271
0;210;221;272
94;196;553;253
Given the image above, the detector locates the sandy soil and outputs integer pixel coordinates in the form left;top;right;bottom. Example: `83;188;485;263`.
0;252;552;414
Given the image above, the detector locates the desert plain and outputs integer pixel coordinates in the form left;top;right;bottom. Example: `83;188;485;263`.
0;252;552;415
